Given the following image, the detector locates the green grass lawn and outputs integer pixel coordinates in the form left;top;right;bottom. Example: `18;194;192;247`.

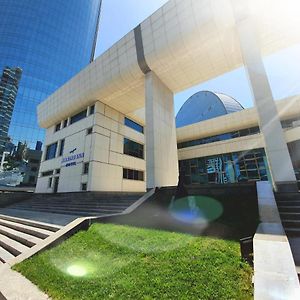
14;223;253;300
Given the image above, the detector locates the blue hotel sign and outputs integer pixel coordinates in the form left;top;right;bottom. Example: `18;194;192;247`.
61;151;84;167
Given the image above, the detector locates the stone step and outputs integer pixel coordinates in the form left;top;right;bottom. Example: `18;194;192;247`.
9;207;125;216
285;227;300;237
28;194;141;200
0;233;28;256
277;201;300;206
12;203;129;210
275;193;300;201
278;206;300;213
288;238;300;268
12;202;128;211
0;214;61;232
0;245;15;263
0;239;20;257
0;219;51;239
7;206;123;216
0;225;38;247
282;219;300;228
7;206;111;217
28;194;143;201
13;199;138;206
280;212;300;220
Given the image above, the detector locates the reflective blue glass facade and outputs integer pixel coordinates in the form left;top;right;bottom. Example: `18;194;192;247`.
176;91;271;185
0;0;102;150
177;126;260;149
179;148;272;185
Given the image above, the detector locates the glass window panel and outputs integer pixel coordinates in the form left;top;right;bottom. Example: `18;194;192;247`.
45;142;57;160
124;117;144;134
70;109;87;124
123;138;144;159
123;168;144;181
58;139;64;156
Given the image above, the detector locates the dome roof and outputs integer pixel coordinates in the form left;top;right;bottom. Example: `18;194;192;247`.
176;91;244;128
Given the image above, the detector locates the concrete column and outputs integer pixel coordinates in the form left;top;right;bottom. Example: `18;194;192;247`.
145;71;179;189
233;1;297;191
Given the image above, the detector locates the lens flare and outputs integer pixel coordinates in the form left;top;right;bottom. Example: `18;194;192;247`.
67;265;87;277
169;195;223;224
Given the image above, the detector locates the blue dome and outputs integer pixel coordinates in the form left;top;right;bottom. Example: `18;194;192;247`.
176;91;244;128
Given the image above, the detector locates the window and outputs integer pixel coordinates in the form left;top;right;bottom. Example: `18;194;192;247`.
89;105;95;115
87;127;93;135
70;109;87;124
123;168;144;181
81;183;87;191
42;170;53;177
124;138;144;159
48;177;52;188
45;142;57;160
178;148;269;185
58;139;65;156
177;126;260;149
54;123;61;132
55;169;60;174
83;162;89;174
63;119;68;128
29;158;40;164
124;117;144;133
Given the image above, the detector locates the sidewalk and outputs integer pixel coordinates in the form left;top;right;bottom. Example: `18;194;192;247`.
0;264;49;300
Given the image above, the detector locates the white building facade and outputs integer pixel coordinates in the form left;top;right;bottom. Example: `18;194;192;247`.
36;0;300;193
36;102;146;193
36;95;300;193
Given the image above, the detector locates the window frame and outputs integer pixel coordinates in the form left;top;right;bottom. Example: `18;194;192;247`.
83;162;89;175
70;109;87;125
81;183;87;191
123;168;144;181
58;139;65;157
45;142;58;161
123;138;144;159
54;122;61;132
86;127;93;135
89;105;95;115
124;117;144;134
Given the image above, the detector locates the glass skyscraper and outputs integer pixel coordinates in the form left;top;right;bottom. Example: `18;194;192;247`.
0;0;102;151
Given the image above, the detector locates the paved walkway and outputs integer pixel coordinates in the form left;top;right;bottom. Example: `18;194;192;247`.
0;264;49;300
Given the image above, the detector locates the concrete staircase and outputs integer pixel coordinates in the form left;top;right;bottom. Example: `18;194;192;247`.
0;214;61;265
0;192;144;265
275;192;300;276
276;192;300;237
3;192;144;217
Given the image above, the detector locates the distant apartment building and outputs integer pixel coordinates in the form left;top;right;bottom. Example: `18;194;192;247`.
0;67;22;154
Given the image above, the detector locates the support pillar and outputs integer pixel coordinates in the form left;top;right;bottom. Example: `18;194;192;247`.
233;1;297;192
145;71;179;189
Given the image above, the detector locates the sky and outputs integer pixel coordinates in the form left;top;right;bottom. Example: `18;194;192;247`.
95;0;300;115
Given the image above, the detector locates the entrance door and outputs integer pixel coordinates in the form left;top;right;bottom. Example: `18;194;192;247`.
53;177;59;193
